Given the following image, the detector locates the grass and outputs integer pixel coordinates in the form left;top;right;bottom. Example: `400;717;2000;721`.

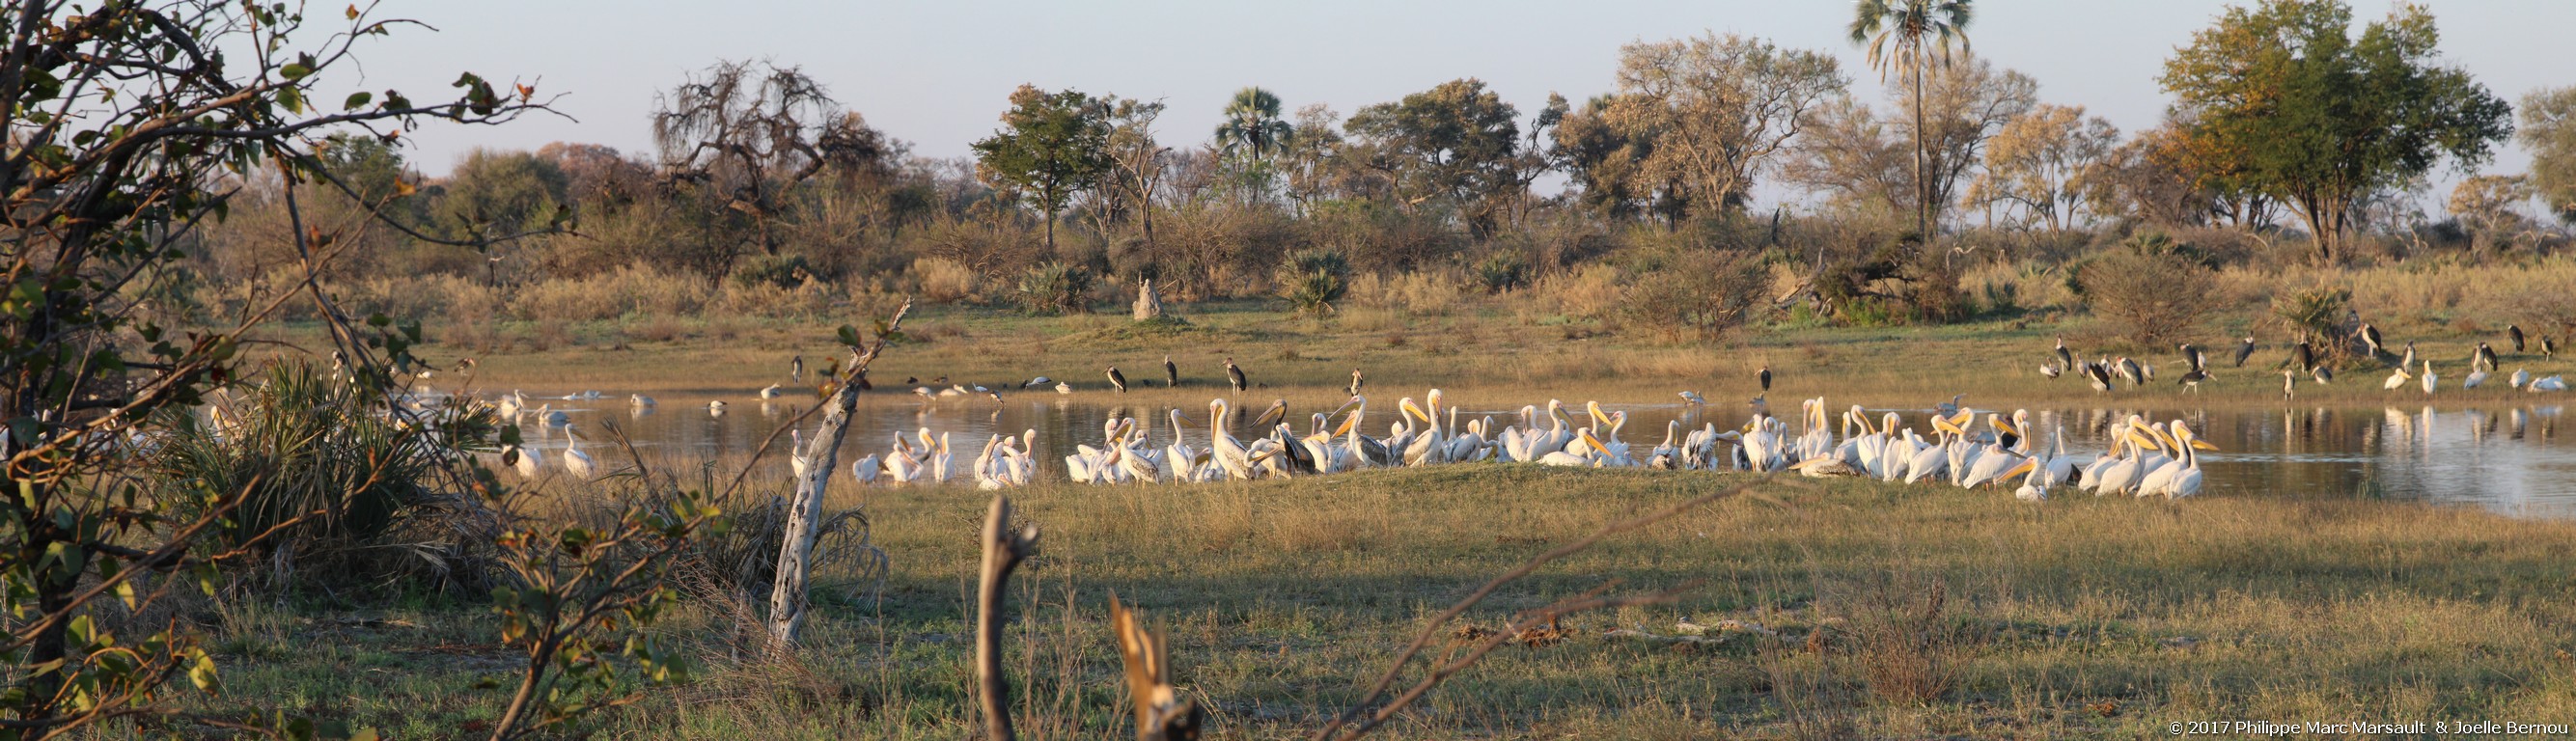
154;465;2576;739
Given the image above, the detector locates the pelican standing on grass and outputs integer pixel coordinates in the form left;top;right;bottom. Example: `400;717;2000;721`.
563;425;599;480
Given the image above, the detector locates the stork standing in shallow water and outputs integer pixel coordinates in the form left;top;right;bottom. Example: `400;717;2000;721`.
1106;366;1130;393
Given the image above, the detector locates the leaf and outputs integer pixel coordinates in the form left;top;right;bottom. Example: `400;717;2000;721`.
280;63;313;81
343;91;372;110
346;3;359;19
188;650;221;694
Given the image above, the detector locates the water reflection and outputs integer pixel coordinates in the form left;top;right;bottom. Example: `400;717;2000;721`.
498;392;2576;519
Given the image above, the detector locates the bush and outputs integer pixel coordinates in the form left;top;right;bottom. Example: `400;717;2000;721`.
730;253;817;288
1275;249;1352;316
151;361;500;589
1615;250;1767;343
2079;248;2218;347
1475;252;1530;293
911;257;981;304
1816;235;1969;325
1014;261;1096;316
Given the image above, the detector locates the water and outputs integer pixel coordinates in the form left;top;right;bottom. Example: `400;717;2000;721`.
501;391;2576;519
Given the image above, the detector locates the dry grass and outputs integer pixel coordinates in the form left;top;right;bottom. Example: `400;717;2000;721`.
1349;270;1466;316
180;465;2576;738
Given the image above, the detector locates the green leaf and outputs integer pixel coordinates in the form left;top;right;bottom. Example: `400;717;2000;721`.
280;63;312;81
343;92;372;110
188;650;221;694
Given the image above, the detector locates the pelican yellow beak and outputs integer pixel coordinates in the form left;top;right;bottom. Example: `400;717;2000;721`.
1945;409;1976;431
1401;398;1430;425
1589;403;1613;428
1254;403;1287;428
1994;416;2022;439
1333;411;1359;437
1578;428;1605;455
2190;436;2220;452
2004;457;2038;480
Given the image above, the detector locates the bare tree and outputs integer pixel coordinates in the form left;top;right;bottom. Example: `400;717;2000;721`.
652;60;894;277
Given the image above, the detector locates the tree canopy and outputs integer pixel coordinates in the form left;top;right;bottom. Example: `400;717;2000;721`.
972;85;1117;250
1343;78;1524;237
2161;0;2512;261
2526;86;2576;224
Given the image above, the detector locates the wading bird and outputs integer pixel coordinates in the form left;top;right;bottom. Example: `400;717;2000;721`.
1758;364;1773;396
2233;336;2257;368
1349;369;1364;397
789;355;804;383
2382;364;2413;390
1164;355;1179;388
1107;366;1130;393
2421;359;2438;395
1226;358;1248;393
1057;381;1074;395
2475;343;2499;372
2509;324;2527;353
630;394;654;407
2358;322;2386;359
563;425;598;480
2053;337;2075;376
760;383;786;399
2281;369;2297;401
2312;365;2334;385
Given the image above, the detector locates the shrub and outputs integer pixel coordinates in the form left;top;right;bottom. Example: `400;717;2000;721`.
1475;252;1530;293
1015;261;1096;316
1815;234;1969;325
151;361;500;589
1615;250;1767;343
911;257;981;304
730;253;817;288
2079;247;2218;346
1275;249;1352;316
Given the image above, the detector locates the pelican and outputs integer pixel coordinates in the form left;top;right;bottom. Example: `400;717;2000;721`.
1107;366;1130;393
536;404;568;427
2464;368;2488;390
760;383;786;399
2038;364;2061;379
1057;382;1073;395
497;390;525;419
2533;375;2568;392
2511;368;2532;390
789;428;814;480
508;444;543;478
562;425;598;480
1678;391;1706;407
2419;359;2436;395
851;453;880;484
1020;376;1053;389
630;394;655;407
2382;365;2411;390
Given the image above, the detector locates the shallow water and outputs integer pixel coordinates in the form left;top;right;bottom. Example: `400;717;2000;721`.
498;390;2576;519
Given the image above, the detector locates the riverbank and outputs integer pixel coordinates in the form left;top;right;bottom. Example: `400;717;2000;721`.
190;465;2576;738
268;300;2576;413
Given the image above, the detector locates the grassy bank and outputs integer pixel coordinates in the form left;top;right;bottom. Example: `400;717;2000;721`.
265;297;2576;416
178;466;2576;739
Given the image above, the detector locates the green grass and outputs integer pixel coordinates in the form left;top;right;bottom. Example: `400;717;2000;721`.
161;466;2576;739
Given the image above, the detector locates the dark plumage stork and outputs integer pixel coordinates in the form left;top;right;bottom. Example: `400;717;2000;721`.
2178;343;2208;374
2178;365;2210;394
1164;354;1180;388
2115;356;2145;387
2398;341;2416;370
2547;337;2561;359
2475;343;2499;372
2233;336;2257;368
1225;357;1248;393
2294;340;2316;374
1758;364;1774;394
2311;365;2334;385
789;354;805;383
2357;322;2386;359
2082;361;2114;392
1348;369;1364;397
2509;324;2528;353
1106;366;1130;394
2053;336;2075;377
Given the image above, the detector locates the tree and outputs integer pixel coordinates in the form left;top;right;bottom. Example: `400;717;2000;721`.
1900;55;2034;227
2162;0;2512;261
539;142;654;214
439;149;571;240
1281;103;1347;212
0;0;545;735
1214;87;1294;163
1552;93;1671;222
1344;78;1525;238
1849;0;1976;238
1784;56;2030;226
2526;86;2576;224
652;60;894;275
972;85;1116;252
1605;33;1848;221
2448;175;2535;253
1102;97;1171;246
1969;104;2119;231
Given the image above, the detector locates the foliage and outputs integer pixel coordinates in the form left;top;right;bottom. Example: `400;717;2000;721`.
487;480;719;738
1616;249;1768;342
1344;79;1528;238
1475;252;1532;293
1847;0;1977;235
2524;86;2576;225
1816;234;1970;324
1276;250;1354;316
2079;236;2219;346
1593;34;1849;220
1968;103;2119;231
652;60;896;276
0;0;545;734
439;149;572;240
972;85;1117;250
2161;0;2513;261
2270;286;2352;343
1014;261;1097;316
150;362;500;587
731;254;819;289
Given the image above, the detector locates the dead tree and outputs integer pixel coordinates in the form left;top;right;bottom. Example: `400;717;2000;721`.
767;301;912;645
977;495;1041;741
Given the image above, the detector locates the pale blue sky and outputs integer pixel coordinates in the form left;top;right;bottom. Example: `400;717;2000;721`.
353;0;2567;210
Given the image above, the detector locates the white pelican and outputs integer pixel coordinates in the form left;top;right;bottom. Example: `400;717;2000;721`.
509;444;543;479
2419;359;2437;395
631;394;655;407
562;425;598;480
2382;365;2412;390
851;453;881;484
1057;382;1074;395
2463;368;2488;389
2510;369;2532;390
761;383;787;399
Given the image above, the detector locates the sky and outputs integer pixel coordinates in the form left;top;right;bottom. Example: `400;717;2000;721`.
346;0;2570;212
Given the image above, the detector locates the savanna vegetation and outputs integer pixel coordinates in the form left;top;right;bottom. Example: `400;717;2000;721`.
14;0;2576;738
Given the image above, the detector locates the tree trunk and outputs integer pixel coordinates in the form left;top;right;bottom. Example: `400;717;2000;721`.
767;301;910;645
766;361;859;646
976;496;1039;741
1912;60;1930;239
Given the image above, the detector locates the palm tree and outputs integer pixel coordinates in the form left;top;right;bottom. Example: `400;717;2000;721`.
1213;87;1294;163
1850;0;1974;239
